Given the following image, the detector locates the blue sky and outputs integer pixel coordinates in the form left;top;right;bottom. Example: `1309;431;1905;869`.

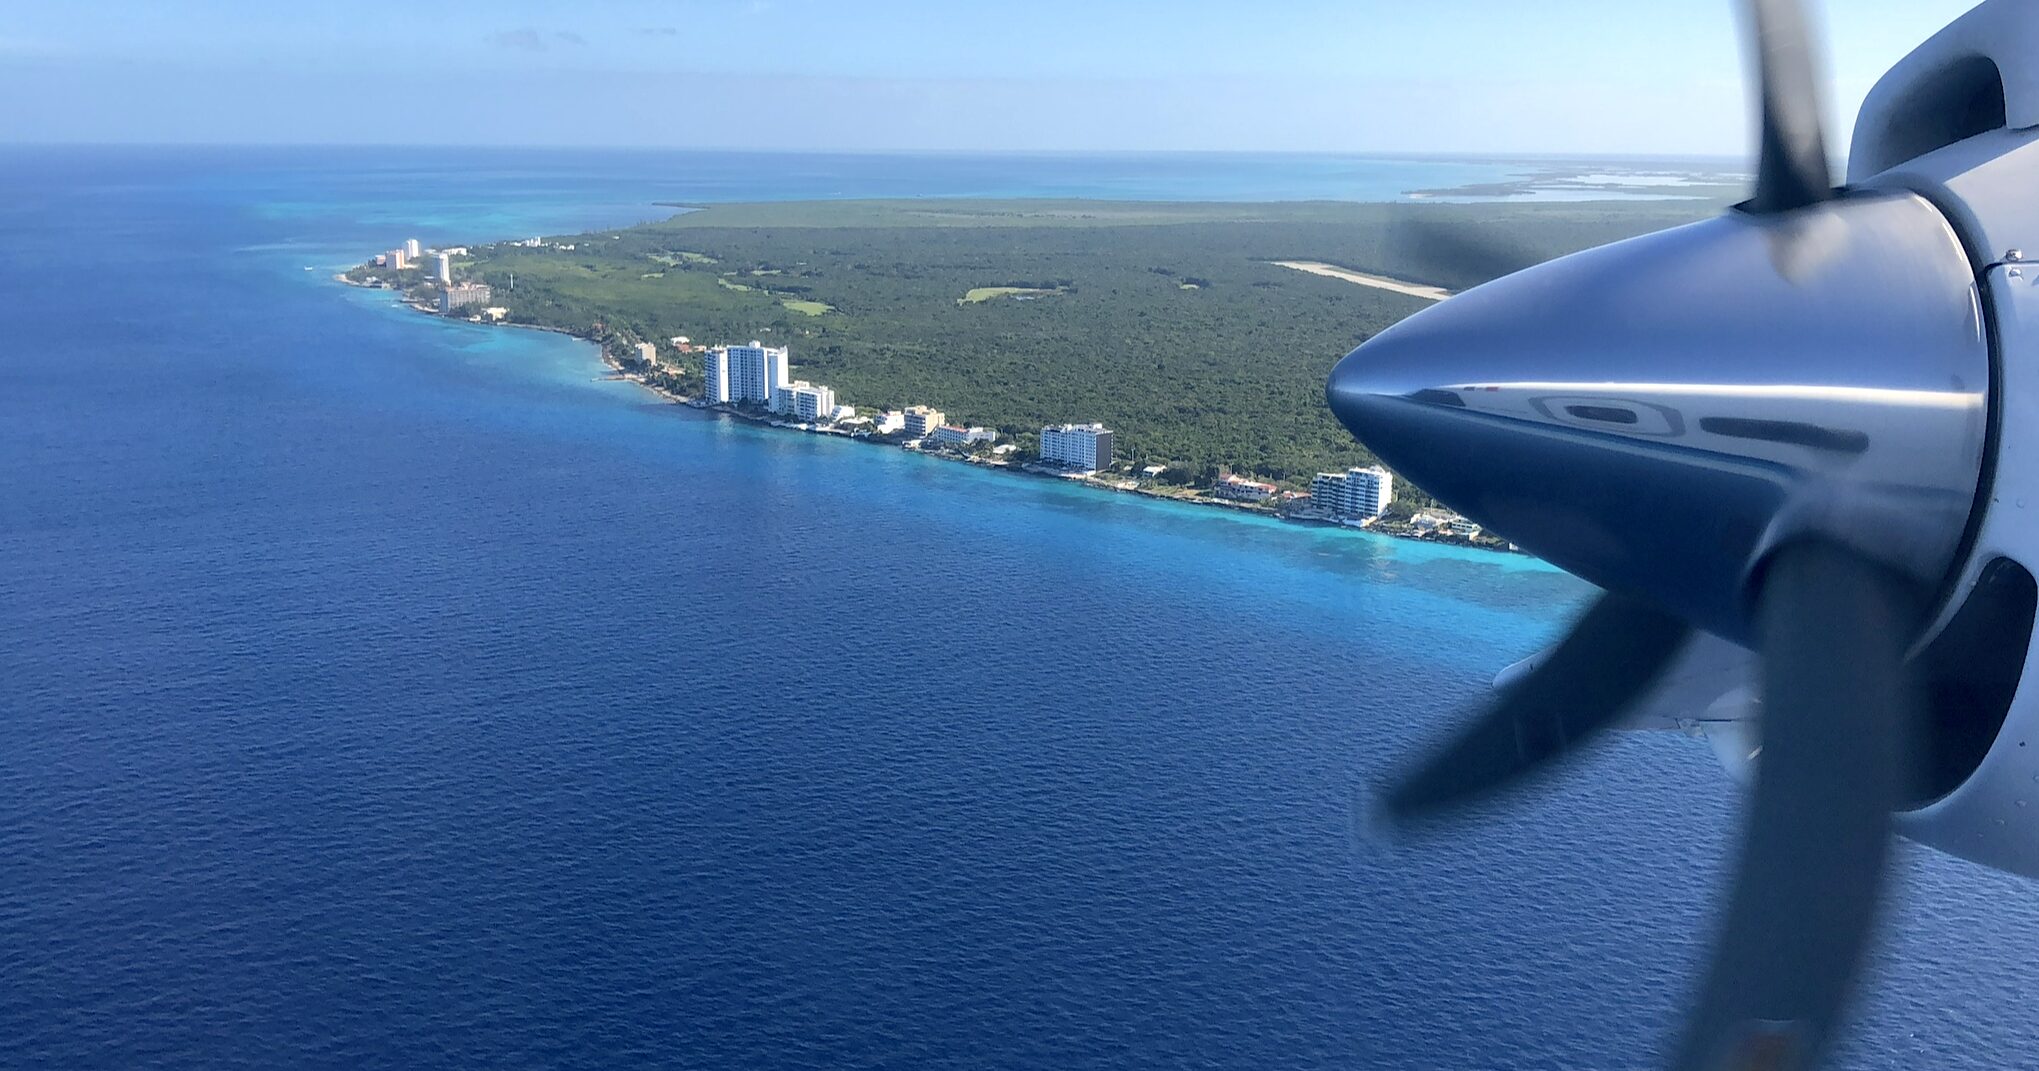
0;0;1982;154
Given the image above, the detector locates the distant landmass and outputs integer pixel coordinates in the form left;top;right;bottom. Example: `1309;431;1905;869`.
347;196;1722;504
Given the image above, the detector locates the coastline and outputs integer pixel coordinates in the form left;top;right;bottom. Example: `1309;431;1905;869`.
335;274;1520;557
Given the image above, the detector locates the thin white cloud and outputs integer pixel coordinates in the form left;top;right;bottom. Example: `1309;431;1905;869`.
485;28;588;53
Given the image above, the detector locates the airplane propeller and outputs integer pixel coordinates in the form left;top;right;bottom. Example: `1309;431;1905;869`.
1365;3;1934;1068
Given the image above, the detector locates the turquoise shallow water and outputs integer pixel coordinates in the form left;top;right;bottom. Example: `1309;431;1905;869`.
2;147;2037;1070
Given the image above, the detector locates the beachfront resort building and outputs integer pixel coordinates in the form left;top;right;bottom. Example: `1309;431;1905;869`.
931;425;997;448
1214;474;1278;501
902;406;946;438
435;252;453;284
872;410;907;434
1311;466;1396;520
387;248;409;271
703;341;790;406
1039;423;1114;472
635;342;658;365
440;282;492;312
772;381;838;422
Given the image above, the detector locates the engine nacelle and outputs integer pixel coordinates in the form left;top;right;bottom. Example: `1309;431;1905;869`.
1830;0;2039;876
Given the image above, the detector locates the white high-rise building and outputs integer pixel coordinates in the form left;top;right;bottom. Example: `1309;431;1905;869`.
636;342;658;364
435;252;453;284
702;349;730;402
902;405;945;438
1310;466;1396;520
771;381;837;422
1039;423;1114;471
703;341;790;405
405;238;421;260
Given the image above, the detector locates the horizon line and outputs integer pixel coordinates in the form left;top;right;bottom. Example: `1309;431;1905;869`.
0;141;1757;165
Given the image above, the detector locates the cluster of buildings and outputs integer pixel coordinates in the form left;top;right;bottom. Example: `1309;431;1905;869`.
675;338;1402;515
701;341;853;422
370;236;490;312
866;405;997;449
375;237;424;273
377;239;448;281
685;337;1398;520
690;342;1120;475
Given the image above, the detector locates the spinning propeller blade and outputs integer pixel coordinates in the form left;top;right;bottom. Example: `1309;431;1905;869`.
1383;592;1690;822
1743;0;1835;214
1672;543;1919;1071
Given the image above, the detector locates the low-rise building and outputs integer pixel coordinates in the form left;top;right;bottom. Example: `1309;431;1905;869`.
771;380;838;422
1310;466;1396;520
1039;422;1114;471
1213;474;1278;501
439;282;492;312
931;425;996;447
902;405;946;438
872;410;907;434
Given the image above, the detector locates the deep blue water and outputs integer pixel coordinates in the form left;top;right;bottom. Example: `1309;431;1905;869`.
2;147;2036;1069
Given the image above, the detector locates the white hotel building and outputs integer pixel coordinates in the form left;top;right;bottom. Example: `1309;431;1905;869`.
772;381;838;422
703;341;790;405
1311;466;1396;520
1039;423;1113;472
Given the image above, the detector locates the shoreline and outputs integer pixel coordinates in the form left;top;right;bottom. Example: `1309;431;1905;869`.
335;274;1520;558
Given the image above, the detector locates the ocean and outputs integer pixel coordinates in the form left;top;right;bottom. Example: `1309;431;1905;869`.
1;146;2034;1069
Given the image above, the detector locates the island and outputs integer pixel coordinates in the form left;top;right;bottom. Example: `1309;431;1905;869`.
343;196;1724;546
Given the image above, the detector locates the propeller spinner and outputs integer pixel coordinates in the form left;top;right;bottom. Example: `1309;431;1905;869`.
1328;1;1992;1068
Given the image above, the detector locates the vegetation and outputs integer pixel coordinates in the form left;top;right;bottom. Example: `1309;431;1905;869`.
406;196;1722;492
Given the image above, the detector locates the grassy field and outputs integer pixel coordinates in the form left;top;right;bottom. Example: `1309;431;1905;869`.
422;196;1723;488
